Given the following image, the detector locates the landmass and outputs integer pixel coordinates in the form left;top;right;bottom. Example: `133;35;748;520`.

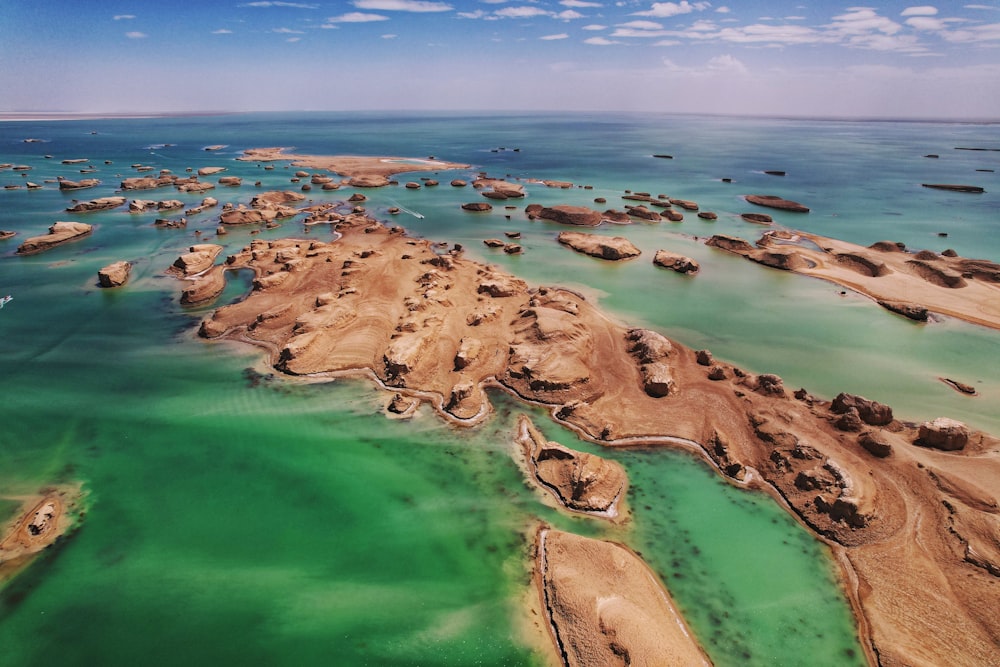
236;147;469;186
176;203;1000;666
706;230;1000;330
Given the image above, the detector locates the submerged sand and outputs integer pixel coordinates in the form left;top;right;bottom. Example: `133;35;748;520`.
177;208;1000;666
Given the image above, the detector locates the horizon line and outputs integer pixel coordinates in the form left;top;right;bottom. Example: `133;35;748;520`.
2;109;999;125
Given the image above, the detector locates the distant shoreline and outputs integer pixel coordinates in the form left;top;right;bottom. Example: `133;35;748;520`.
0;111;233;122
1;110;997;125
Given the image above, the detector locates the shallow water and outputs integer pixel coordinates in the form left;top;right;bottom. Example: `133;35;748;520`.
2;112;997;665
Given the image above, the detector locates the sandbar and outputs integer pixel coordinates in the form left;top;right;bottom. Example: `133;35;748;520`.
237;147;469;181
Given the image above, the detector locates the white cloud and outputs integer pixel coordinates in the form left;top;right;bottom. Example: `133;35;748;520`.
556;10;584;19
382;33;398;38
494;6;552;18
113;15;136;20
287;37;302;42
541;33;570;39
326;12;390;22
612;27;670;37
582;24;607;30
715;6;730;13
901;6;938;16
241;1;318;7
561;0;602;6
584;36;619;44
707;53;746;72
653;39;680;45
828;8;902;36
457;9;486;18
905;16;945;30
212;29;234;34
241;1;319;7
633;1;709;18
353;0;453;12
272;27;304;33
125;31;147;39
617;20;664;30
940;22;1000;42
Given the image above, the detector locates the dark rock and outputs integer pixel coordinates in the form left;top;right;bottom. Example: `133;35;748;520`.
831;393;893;426
859;432;892;458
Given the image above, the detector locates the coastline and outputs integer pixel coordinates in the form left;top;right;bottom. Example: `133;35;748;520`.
2;119;997;665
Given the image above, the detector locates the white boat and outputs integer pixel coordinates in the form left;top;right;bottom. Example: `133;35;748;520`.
0;295;11;308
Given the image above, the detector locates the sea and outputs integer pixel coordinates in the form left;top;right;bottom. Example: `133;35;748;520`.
0;112;997;666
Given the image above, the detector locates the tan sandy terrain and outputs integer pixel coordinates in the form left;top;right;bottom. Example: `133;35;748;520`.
237;147;469;185
176;212;1000;666
0;485;83;584
708;230;1000;330
538;529;712;667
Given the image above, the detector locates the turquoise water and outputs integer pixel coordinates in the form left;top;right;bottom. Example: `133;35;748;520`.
2;112;997;665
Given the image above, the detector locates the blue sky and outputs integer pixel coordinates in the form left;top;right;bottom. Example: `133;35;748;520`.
2;1;999;118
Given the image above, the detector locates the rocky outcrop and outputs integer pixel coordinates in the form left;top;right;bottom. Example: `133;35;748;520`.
57;178;101;190
557;231;640;260
626;328;674;398
170;244;223;277
197;167;226;176
653;249;699;274
176;181;215;194
745;194;810;212
181;265;227;306
741;212;773;224
16;221;93;255
348;175;390;187
538;205;603;227
831;393;893;426
98;261;131;288
878;300;929;321
917;418;970;451
921;184;985;193
517;416;626;515
706;234;755;254
65;197;126;213
461;202;492;212
251;190;306;208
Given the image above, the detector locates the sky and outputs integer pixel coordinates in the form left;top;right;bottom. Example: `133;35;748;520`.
1;1;999;119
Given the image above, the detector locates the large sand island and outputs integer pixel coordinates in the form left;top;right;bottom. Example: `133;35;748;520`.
175;190;1000;666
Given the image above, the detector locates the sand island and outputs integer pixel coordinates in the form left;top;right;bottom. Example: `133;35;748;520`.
163;148;1000;666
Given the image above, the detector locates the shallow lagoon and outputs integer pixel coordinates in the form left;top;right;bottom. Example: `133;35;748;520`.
2;112;997;665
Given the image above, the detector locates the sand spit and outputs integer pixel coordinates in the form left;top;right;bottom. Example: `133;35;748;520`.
707;230;1000;330
537;529;712;667
0;485;84;585
237;147;469;183
178;213;1000;666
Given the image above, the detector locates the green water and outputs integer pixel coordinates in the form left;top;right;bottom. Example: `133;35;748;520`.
18;112;999;665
